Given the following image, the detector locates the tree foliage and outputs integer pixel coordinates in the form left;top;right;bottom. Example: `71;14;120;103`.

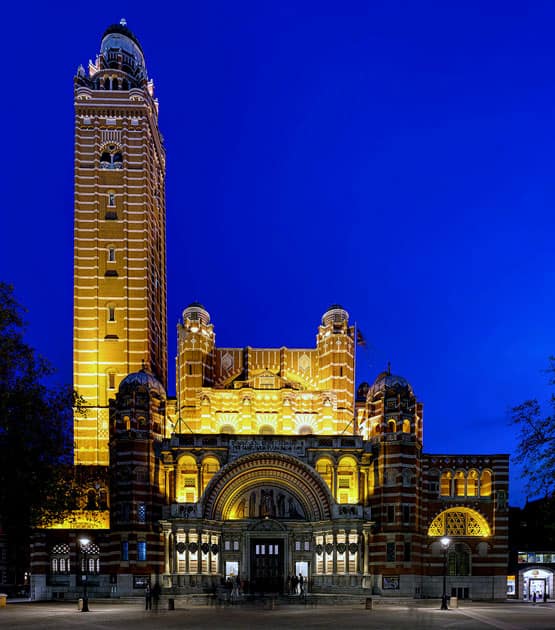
511;357;555;500
0;283;77;582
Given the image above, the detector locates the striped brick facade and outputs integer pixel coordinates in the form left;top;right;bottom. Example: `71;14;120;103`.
73;20;167;467
30;21;509;602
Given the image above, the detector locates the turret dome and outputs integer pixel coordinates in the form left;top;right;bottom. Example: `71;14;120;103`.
118;366;165;397
322;304;349;326
183;302;210;325
368;367;413;398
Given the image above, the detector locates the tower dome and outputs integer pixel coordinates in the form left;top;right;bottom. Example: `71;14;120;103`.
182;302;211;325
368;366;413;399
118;366;165;398
99;18;146;76
321;304;349;326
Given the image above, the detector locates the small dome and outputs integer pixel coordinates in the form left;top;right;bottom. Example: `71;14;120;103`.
119;367;165;397
183;302;210;325
368;368;413;398
322;304;349;326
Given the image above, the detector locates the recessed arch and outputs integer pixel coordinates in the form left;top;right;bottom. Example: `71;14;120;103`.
202;453;333;521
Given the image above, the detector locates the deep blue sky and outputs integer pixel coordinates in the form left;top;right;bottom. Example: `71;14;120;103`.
2;1;555;507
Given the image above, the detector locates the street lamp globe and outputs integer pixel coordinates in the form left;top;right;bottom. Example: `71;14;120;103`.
440;537;451;610
78;537;91;612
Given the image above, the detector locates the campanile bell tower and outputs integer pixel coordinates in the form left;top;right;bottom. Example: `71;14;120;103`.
73;19;167;466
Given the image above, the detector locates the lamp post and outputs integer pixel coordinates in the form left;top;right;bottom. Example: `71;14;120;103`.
79;537;90;612
440;537;450;610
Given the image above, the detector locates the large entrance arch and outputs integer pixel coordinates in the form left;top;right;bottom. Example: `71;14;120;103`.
202;452;334;521
199;453;334;593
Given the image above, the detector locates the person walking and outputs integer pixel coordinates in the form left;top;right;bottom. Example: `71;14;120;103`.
145;583;152;610
299;573;305;596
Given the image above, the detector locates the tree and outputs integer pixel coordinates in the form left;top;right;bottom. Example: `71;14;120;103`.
511;357;555;500
0;283;77;584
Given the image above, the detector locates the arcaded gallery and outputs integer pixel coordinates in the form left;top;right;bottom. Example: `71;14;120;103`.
30;22;509;603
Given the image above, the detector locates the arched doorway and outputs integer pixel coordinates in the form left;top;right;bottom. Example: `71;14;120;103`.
201;453;334;594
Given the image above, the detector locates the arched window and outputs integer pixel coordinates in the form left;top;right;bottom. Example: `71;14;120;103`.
402;419;411;433
454;471;466;496
440;471;452;496
176;454;198;503
99;145;124;170
108;192;116;207
427;507;491;537
387;419;397;433
480;470;492;496
201;456;220;493
108;305;115;322
315;458;333;493
337;456;358;504
80;541;100;575
298;425;313;435
219;424;235;434
259;425;275;435
467;469;479;496
51;544;70;574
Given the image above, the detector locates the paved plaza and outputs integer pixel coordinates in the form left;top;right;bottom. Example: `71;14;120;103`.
1;600;554;630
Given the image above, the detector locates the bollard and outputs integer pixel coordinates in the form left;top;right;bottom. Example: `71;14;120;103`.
0;594;7;608
168;598;175;610
365;597;373;610
450;596;458;609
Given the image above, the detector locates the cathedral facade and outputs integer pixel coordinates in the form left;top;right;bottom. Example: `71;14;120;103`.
30;22;509;602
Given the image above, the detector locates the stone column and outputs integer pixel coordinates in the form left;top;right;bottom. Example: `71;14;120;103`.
164;528;171;574
197;529;203;575
332;531;338;576
363;530;369;576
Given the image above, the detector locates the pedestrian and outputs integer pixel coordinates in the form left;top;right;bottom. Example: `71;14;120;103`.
532;592;536;605
145;583;152;610
292;574;298;595
231;575;240;601
299;573;304;596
